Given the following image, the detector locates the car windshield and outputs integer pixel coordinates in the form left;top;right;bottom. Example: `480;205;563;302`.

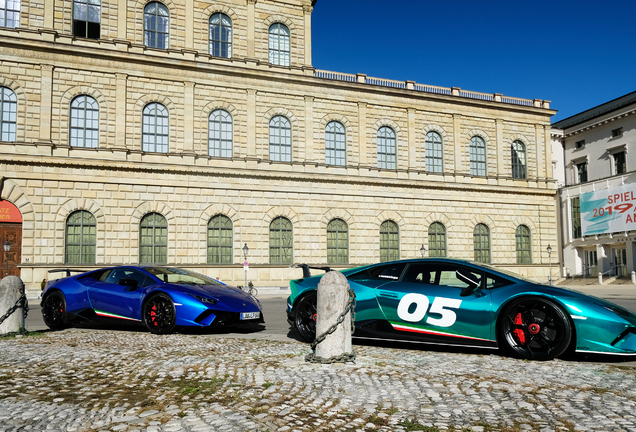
145;267;223;286
469;261;535;284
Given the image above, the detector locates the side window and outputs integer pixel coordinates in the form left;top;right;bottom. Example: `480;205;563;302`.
102;268;151;287
348;263;407;282
485;274;512;289
402;263;435;284
438;267;481;289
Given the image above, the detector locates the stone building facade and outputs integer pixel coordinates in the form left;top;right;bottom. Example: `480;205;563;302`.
0;0;557;295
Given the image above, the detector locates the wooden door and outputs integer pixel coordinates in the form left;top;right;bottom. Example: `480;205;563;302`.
0;224;22;278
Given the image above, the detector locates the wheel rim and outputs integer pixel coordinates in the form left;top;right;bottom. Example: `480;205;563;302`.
502;299;569;359
43;295;64;325
145;296;175;331
295;293;317;341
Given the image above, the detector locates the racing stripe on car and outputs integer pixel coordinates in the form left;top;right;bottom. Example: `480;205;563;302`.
390;322;492;341
94;310;141;322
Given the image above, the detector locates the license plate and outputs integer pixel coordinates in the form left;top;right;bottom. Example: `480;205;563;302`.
241;312;260;320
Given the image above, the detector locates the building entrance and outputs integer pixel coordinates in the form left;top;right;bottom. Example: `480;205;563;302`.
0;200;22;278
612;247;627;277
584;249;598;276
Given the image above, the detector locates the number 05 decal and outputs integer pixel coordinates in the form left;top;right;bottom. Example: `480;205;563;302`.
397;294;462;327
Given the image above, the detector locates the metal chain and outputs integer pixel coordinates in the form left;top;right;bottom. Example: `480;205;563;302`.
305;287;356;364
0;288;29;327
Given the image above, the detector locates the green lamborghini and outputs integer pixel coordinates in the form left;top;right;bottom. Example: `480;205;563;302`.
286;258;636;360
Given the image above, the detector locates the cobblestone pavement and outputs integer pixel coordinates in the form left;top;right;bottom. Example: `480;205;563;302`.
2;329;636;432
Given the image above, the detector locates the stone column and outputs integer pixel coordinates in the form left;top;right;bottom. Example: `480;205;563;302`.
247;89;257;157
452;113;462;173
0;276;26;335
43;0;54;28
39;65;53;143
183;82;195;153
357;102;367;166
303;5;313;67
185;0;194;49
117;0;127;39
496;119;504;177
407;108;416;170
115;73;127;148
535;124;545;179
544;125;552;180
304;96;314;161
247;0;257;59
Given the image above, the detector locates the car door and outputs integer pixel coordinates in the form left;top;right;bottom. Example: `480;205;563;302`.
375;261;496;347
87;267;154;321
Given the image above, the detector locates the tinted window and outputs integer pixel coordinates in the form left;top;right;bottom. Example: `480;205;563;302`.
348;263;406;282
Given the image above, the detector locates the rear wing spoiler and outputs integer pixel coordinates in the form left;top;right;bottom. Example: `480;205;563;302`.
48;268;86;277
289;264;332;278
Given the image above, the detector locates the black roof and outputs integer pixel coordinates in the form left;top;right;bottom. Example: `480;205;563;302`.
552;90;636;130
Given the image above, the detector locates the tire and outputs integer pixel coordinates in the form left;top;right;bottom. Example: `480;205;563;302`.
499;297;572;361
143;293;176;335
294;291;317;342
41;291;69;330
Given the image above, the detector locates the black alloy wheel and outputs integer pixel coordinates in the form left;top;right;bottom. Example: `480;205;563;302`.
500;297;572;360
294;291;317;342
143;293;176;334
41;291;68;330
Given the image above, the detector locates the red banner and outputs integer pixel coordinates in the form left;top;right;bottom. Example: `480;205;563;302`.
0;201;22;223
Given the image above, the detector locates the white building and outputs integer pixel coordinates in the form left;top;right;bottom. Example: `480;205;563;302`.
553;91;636;280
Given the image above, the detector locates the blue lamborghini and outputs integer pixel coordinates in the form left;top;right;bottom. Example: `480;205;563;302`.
41;266;264;334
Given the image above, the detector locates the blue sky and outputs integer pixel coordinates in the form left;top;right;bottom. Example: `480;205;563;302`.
311;0;636;122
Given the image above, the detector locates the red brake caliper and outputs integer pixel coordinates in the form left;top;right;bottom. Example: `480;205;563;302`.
151;305;158;326
312;313;317;322
513;313;526;344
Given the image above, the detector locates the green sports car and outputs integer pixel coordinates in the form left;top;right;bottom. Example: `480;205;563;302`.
286;258;636;360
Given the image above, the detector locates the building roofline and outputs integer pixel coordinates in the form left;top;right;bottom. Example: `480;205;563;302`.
552;90;636;130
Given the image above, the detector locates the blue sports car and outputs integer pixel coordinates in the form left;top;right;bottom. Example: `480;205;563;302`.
287;258;636;360
41;266;264;334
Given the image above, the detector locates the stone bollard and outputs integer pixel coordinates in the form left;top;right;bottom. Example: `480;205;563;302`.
598;273;603;285
0;276;26;335
312;271;353;362
632;271;636;285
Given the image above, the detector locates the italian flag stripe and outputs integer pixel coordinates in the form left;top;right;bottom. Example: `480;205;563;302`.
95;310;141;322
390;322;491;342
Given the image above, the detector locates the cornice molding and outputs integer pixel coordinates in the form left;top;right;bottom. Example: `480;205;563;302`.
562;108;636;138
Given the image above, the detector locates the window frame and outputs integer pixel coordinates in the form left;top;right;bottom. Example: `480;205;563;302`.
65;210;96;264
269;115;292;162
428;222;447;258
144;2;169;49
268;23;290;66
70;95;99;148
473;223;491;264
208;109;233;158
139;212;168;264
0;87;17;142
613;151;627;175
511;140;527;179
325;121;346;166
380;220;400;262
576;161;588;183
269;216;293;264
142;102;169;153
377;126;397;170
209;13;232;58
207;214;233;264
469;136;487;177
425;131;443;173
515;225;532;264
327;218;349;264
572;197;581;239
73;0;101;39
0;0;20;28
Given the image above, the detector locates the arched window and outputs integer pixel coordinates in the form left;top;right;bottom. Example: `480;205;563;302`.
70;95;99;148
380;220;399;262
269;23;290;66
142;102;169;153
516;225;531;264
325;121;346;166
269;115;291;162
0;0;20;28
425;131;443;173
428;222;446;257
470;136;486;176
511;140;527;179
0;87;17;142
209;13;232;58
208;215;232;264
473;223;490;263
65;210;96;264
269;216;293;264
144;2;169;49
327;219;348;264
73;0;100;39
377;126;396;169
140;213;167;264
209;109;232;157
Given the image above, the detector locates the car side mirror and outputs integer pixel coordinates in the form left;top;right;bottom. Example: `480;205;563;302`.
118;278;139;290
456;269;480;297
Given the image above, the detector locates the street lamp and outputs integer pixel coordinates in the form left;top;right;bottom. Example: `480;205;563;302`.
420;244;426;257
3;239;10;278
547;244;553;286
242;243;249;289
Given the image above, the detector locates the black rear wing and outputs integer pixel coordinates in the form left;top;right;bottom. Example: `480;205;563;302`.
289;264;332;278
48;268;86;277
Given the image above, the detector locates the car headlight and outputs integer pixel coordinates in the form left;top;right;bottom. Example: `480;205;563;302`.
190;294;219;305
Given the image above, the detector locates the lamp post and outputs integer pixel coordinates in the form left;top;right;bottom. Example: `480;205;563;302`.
242;243;249;289
420;244;426;257
3;239;10;278
547;244;553;286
